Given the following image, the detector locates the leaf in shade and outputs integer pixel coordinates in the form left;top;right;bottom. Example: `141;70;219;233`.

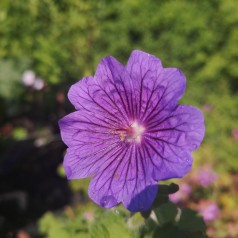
151;183;179;209
177;208;206;232
160;183;180;195
154;202;177;226
153;224;185;238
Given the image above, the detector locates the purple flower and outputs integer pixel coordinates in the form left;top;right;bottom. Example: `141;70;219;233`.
198;167;217;187
22;70;35;86
198;201;219;222
59;50;205;212
232;129;238;139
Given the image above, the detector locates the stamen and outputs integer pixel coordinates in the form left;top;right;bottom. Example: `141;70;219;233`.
119;132;125;141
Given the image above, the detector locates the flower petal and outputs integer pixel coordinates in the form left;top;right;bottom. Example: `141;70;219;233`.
59;111;124;179
144;105;205;180
88;145;158;212
126;50;186;121
94;56;137;121
126;50;163;82
59;110;119;147
68;76;94;110
63;148;98;179
68;64;131;127
87;143;132;208
121;180;158;212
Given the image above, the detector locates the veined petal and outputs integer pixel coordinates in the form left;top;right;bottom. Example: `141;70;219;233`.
142;68;187;124
87;143;131;209
59;111;125;179
125;50;186;121
68;74;129;127
123;181;158;212
144;105;205;180
147;105;205;151
118;145;158;211
68;76;94;111
126;50;163;82
88;145;158;212
94;56;136;121
59;111;119;147
63;148;99;179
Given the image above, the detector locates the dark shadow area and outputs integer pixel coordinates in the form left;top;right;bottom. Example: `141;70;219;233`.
0;138;71;237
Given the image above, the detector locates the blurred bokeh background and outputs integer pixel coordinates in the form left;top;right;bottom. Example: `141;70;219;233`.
0;0;238;237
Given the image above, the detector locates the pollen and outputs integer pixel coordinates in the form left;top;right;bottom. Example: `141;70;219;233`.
119;132;125;141
114;173;120;178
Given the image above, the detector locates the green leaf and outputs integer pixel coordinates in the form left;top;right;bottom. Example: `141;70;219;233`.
12;127;27;140
127;212;145;230
153;224;186;238
89;210;135;238
90;224;110;238
177;208;206;233
154;202;177;226
159;183;180;195
152;183;179;208
39;212;69;238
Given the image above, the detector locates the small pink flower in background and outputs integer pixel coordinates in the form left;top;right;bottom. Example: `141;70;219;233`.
21;71;45;90
83;211;95;222
198;167;217;188
232;129;238;140
33;78;45;90
202;103;213;112
22;70;35;86
169;183;191;203
198;200;219;222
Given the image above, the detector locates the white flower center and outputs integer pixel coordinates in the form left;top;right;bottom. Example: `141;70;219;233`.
120;121;145;143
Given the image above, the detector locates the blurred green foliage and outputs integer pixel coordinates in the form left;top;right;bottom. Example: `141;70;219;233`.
1;0;238;89
39;201;207;238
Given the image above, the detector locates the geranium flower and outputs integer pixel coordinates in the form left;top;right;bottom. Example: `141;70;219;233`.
59;50;205;212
